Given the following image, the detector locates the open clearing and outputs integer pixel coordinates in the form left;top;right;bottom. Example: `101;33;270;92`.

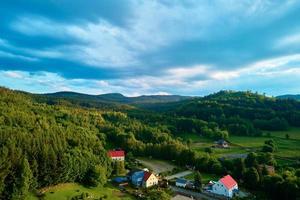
182;128;300;161
27;183;134;200
137;157;176;174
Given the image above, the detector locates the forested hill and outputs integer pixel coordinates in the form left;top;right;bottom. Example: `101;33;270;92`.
277;94;300;101
43;91;191;105
128;90;300;138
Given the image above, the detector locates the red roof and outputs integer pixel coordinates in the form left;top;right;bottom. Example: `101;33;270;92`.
108;150;125;158
219;175;237;189
143;171;152;182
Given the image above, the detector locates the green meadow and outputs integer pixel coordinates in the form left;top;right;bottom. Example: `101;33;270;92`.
27;183;134;200
183;128;300;161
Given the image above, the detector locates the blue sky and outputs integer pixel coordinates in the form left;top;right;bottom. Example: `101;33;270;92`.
1;0;300;96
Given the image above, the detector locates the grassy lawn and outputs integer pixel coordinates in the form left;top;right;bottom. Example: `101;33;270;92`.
270;127;300;140
27;183;134;200
184;172;219;184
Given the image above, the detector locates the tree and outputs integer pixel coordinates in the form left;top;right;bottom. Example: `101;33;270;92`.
194;171;202;190
115;161;126;176
285;134;290;140
233;158;245;180
244;167;260;189
146;190;170;200
245;152;258;168
83;165;107;187
11;157;33;200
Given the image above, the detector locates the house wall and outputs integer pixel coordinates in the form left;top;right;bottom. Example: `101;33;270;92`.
212;181;229;197
211;181;238;198
144;174;158;188
111;156;124;161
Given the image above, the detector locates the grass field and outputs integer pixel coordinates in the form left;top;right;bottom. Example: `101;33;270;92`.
27;183;134;200
181;127;300;161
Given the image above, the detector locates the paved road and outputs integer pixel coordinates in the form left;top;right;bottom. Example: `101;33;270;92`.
166;170;193;180
170;186;218;200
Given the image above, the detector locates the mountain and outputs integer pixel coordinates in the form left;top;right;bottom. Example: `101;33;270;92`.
277;94;300;101
43;91;191;105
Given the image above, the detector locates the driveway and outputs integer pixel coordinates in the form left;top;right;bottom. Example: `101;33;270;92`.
166;170;193;180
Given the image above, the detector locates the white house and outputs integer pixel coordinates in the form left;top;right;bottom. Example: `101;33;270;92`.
211;175;238;198
108;150;125;161
142;171;158;188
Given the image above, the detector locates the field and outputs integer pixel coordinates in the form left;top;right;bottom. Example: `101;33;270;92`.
182;128;300;161
27;183;134;200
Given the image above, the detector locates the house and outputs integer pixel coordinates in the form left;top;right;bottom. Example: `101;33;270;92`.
214;139;229;148
211;175;238;198
108;150;125;161
142;171;159;188
176;178;188;188
128;170;158;188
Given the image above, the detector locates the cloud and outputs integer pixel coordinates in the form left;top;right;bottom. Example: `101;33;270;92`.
0;50;38;62
275;32;300;49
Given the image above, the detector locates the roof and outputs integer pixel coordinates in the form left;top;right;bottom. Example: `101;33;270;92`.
108;150;125;157
219;175;237;190
113;177;128;183
143;171;153;182
176;178;188;184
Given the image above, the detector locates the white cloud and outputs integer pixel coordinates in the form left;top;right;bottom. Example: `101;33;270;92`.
0;50;38;61
3;71;23;79
275;32;300;48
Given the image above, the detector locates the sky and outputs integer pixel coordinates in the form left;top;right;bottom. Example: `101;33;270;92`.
1;0;300;96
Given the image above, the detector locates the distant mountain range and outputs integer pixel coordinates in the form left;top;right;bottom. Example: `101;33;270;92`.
43;91;192;105
276;94;300;101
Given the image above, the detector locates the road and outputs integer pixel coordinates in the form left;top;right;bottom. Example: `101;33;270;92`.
170;186;218;200
166;170;193;180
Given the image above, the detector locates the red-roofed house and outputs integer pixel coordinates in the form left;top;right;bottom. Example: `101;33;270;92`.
211;175;238;198
142;171;158;188
108;150;125;161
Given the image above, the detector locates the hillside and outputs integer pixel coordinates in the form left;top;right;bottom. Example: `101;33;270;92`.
277;94;300;101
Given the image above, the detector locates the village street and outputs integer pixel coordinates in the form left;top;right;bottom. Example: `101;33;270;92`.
170;186;219;200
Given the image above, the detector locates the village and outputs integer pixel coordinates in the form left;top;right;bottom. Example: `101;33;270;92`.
107;147;250;200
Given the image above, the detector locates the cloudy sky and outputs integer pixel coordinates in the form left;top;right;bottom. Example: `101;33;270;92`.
1;0;300;96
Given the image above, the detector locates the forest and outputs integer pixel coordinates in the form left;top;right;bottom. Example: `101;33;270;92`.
0;87;300;199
